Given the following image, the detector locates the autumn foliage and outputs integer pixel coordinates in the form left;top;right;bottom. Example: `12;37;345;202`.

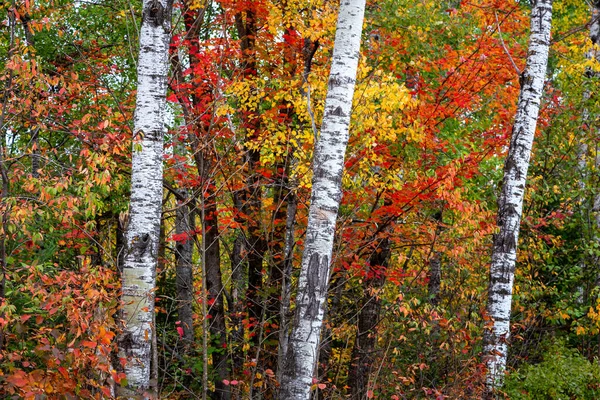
1;0;599;398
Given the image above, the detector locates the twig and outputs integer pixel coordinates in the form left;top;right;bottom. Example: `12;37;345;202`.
495;11;521;76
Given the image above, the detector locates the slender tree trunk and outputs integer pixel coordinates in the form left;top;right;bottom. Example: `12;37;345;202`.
175;194;195;347
268;29;317;378
587;1;599;65
428;253;442;305
276;36;318;380
484;0;553;391
277;186;297;379
278;0;366;397
170;14;230;395
348;238;390;400
174;128;195;348
16;7;41;179
117;0;172;396
116;211;128;273
0;2;15;352
428;209;443;305
316;271;344;397
230;229;247;375
202;196;231;400
235;8;268;350
588;1;600;287
575;0;600;306
191;134;231;400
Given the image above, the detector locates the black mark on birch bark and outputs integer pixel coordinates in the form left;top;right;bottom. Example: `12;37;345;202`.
133;233;152;261
328;75;343;89
305;253;328;318
144;0;165;27
331;106;345;116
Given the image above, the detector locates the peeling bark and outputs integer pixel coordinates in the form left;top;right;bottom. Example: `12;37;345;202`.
117;0;173;396
484;0;553;391
278;0;366;397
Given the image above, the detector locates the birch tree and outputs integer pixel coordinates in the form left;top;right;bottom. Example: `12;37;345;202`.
587;1;600;70
575;0;600;304
588;0;600;262
118;0;173;396
278;0;366;397
484;0;553;391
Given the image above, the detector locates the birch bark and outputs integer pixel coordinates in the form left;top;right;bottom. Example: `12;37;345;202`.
588;1;600;276
278;0;366;398
484;0;552;391
575;0;600;305
589;1;600;61
118;0;172;396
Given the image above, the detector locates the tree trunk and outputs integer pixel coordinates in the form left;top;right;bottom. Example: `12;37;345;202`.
588;1;600;286
277;37;319;382
235;7;268;350
278;0;366;397
190;132;231;400
0;3;15;352
316;271;344;397
484;0;553;391
428;209;443;306
175;194;195;347
277;188;297;373
117;0;172;396
575;0;600;307
348;238;390;399
230;229;247;375
174;129;195;349
202;196;231;400
428;253;442;305
170;7;230;395
587;1;599;63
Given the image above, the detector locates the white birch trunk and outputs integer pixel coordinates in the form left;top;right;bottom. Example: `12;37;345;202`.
118;0;172;396
589;1;600;61
579;1;600;187
575;0;600;304
278;0;366;398
484;0;553;390
588;1;600;252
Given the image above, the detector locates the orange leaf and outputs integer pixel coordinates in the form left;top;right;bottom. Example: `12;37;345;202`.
81;340;97;348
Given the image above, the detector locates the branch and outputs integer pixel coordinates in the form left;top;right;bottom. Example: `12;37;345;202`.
495;11;521;76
